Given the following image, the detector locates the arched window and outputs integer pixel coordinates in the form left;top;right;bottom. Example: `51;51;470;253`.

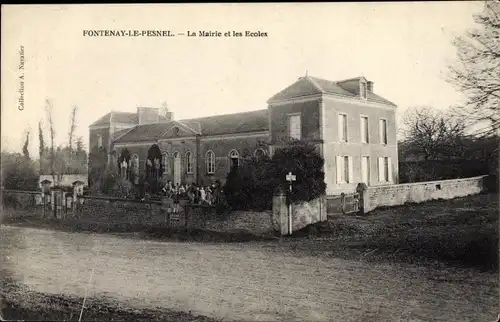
186;151;193;174
119;149;131;179
206;150;215;174
173;151;182;185
254;148;266;161
229;149;239;169
131;154;139;183
163;152;170;175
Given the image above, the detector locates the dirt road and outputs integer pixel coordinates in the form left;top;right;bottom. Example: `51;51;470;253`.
1;225;497;321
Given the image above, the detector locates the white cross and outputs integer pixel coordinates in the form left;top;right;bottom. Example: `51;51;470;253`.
286;172;296;182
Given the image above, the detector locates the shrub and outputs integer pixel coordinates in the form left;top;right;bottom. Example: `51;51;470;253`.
1;153;39;191
224;140;326;210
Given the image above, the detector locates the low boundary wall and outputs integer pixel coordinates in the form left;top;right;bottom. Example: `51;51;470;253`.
358;175;489;214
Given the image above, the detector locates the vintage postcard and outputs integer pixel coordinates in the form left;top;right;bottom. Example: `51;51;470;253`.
1;3;498;321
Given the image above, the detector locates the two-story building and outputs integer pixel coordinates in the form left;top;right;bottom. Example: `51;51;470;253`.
88;75;398;195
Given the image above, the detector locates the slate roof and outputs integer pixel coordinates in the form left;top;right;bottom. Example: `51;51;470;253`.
90;111;171;127
114;109;269;143
114;123;170;143
267;76;397;107
179;109;269;136
90;112;138;126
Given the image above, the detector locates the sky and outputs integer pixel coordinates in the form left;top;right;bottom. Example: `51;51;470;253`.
1;2;483;157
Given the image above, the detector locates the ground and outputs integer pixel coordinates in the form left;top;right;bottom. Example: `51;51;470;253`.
1;193;498;321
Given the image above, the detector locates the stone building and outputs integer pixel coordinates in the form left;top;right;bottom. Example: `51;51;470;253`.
88;75;398;195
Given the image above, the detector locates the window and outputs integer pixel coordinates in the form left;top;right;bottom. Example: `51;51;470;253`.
360;82;367;99
173;127;180;136
97;134;103;148
378;157;392;182
254;148;266;161
336;156;353;184
379;119;388;145
288;114;301;140
185;151;193;173
229;149;239;169
360;116;369;143
163;153;170;175
361;156;370;185
338;113;348;142
206;150;215;174
120;159;129;179
131;154;139;183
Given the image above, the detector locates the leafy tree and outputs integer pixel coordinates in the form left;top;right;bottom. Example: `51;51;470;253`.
224;140;326;210
88;146;107;192
271;139;326;202
1;152;39;190
448;1;500;136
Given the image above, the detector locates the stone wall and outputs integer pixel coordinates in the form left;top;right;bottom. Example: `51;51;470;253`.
272;193;327;235
361;175;489;213
3;188;328;236
204;210;274;235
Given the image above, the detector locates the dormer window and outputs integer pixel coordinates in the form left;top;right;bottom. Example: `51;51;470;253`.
360;81;367;99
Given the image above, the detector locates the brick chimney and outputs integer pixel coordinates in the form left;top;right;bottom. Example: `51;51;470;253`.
137;107;160;125
159;104;173;122
367;81;374;92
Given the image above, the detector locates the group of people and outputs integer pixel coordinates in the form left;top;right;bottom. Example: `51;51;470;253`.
160;180;222;205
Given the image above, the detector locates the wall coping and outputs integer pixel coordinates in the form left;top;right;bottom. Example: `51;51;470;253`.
367;175;489;190
81;195;163;205
2;189;41;194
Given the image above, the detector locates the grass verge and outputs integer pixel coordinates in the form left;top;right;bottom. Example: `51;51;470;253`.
0;272;218;322
290;193;499;271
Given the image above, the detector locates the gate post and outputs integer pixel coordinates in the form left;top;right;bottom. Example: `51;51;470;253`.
272;186;289;235
340;193;346;214
356;183;368;215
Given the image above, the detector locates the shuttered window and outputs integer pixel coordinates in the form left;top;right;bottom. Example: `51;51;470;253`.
378;157;392;182
361;116;369;143
338;114;348;142
289;114;301;140
336;156;353;184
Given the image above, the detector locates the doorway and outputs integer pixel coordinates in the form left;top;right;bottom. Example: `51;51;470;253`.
173;151;181;186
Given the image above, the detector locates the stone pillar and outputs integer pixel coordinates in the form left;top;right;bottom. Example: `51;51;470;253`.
319;194;327;221
356;182;368;215
272;188;289;235
72;181;85;213
51;189;56;211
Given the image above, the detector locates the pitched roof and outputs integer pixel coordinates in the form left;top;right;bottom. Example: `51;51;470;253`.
267;75;397;107
90;111;138;127
114;123;170;143
90;111;172;127
114;109;269;143
179;109;269;136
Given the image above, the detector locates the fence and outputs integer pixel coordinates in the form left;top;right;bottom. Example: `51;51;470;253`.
2;189;52;218
327;193;360;215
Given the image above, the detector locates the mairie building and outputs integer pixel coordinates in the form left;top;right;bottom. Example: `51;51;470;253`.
88;75;398;195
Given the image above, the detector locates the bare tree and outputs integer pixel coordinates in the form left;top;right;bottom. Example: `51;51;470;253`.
402;106;466;160
45;99;56;183
68;105;78;172
447;1;500;137
22;129;30;159
38;120;45;174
